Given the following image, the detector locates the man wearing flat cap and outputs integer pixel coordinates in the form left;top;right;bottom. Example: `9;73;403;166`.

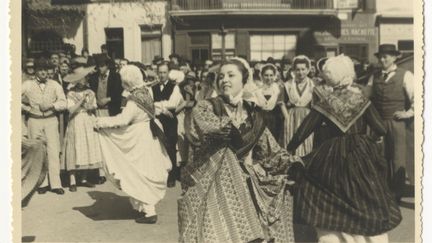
22;58;67;195
367;44;414;201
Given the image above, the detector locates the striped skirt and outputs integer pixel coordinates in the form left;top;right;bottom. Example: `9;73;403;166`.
280;107;313;156
294;135;402;236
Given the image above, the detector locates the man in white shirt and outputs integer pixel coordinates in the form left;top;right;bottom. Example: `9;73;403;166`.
367;44;414;201
22;59;67;195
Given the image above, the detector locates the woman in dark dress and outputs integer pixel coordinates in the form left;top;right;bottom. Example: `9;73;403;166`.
287;55;401;243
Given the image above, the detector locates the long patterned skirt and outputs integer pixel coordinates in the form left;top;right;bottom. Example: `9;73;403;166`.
178;147;294;243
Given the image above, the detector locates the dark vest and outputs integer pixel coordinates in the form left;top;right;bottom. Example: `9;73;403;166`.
152;81;176;102
371;68;408;120
152;80;178;138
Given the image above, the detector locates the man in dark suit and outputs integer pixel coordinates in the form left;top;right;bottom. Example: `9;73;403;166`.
89;54;123;117
88;54;123;184
152;62;183;187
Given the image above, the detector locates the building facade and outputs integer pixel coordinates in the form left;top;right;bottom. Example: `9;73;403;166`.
23;0;172;64
170;0;379;64
375;0;414;58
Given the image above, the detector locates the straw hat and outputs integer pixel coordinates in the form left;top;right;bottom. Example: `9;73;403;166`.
63;66;95;83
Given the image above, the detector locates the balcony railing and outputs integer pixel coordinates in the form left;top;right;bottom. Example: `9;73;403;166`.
171;0;335;11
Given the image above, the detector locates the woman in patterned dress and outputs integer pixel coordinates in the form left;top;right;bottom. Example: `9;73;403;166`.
280;55;315;156
287;55;401;243
61;66;102;192
179;57;303;243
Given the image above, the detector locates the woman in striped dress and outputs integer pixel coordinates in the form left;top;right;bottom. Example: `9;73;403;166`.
287;55;401;243
280;55;315;156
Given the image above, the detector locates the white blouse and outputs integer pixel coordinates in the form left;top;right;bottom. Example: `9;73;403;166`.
284;78;314;107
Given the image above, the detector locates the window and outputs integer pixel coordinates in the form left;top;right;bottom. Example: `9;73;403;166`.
189;33;210;66
105;28;124;59
339;43;368;62
250;33;297;62
211;32;235;61
29;30;64;55
141;26;162;64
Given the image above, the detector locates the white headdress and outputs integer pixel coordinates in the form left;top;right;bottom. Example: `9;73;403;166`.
229;57;259;103
259;63;279;84
321;54;356;88
119;65;145;91
292;55;312;74
227;56;267;106
168;69;185;84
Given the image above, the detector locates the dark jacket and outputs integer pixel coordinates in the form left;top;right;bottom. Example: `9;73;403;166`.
88;70;123;116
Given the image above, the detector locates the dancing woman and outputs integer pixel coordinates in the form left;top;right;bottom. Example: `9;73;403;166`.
94;65;172;224
179;57;303;242
287;55;401;243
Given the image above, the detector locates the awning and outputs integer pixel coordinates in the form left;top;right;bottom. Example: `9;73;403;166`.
25;0;86;38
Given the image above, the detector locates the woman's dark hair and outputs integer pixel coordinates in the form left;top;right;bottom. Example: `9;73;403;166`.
157;61;170;71
178;76;197;99
220;59;249;85
293;57;310;69
260;64;277;76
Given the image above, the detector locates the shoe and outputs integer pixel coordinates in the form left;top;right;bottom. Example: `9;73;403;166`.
97;176;106;185
51;188;65;195
37;186;50;194
79;181;95;188
69;185;77;192
135;215;158;224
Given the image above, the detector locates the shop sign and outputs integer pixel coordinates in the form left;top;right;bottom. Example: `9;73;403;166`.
314;21;377;43
337;0;359;9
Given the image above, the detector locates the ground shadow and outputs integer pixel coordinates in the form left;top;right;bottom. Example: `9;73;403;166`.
72;191;140;221
22;236;36;242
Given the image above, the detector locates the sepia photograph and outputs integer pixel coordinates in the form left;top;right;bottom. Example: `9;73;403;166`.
14;0;422;242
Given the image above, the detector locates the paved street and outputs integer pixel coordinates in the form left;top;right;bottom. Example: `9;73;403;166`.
22;182;415;243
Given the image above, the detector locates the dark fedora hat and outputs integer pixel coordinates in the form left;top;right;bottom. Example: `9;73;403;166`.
375;44;401;57
93;53;112;67
152;55;164;65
